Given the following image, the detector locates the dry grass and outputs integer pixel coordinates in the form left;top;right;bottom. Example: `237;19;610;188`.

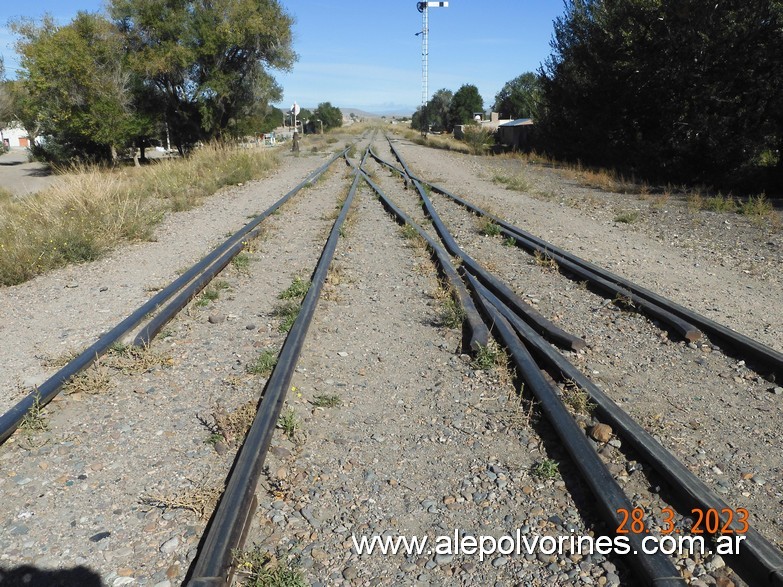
0;143;278;286
534;250;558;271
201;400;257;446
63;364;112;395
105;343;172;374
492;172;532;193
141;481;222;519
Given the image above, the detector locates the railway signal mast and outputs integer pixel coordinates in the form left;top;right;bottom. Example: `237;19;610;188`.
416;1;448;137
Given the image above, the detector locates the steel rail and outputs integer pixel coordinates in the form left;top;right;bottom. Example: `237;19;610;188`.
352;164;489;351
369;145;702;344
135;147;352;346
187;151;364;586
467;273;783;587
378;141;586;352
379;143;782;379
0;149;348;446
466;273;685;587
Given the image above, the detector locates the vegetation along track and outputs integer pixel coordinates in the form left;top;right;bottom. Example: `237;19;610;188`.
1;131;781;587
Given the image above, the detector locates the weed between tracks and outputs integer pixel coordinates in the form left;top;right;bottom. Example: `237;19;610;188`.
106;342;172;374
141;480;222;519
533;250;558;271
478;217;502;237
201;400;257;447
231;253;251;274
275;276;310;333
233;546;307;587
311;393;341;408
195;280;231;307
434;285;466;330
278;277;310;300
19;393;48;433
278;407;300;441
247;348;279;377
531;458;559;480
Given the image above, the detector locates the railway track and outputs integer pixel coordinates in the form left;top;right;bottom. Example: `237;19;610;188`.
0;131;780;586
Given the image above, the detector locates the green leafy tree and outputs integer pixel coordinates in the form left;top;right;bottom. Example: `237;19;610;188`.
0;58;14;129
447;84;483;132
110;0;295;153
12;13;143;163
312;102;342;132
412;88;451;132
539;0;783;190
493;72;541;120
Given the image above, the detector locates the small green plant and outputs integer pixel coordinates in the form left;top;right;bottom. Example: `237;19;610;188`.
205;432;224;445
502;236;517;247
472;343;501;371
234;546;307;587
439;294;466;329
531;458;559;480
109;341;131;355
20;393;49;433
196;280;231;307
278;407;300;440
247;349;278;376
613;210;639;224
479;218;502;237
311;394;341;408
232;253;251;273
279;277;310;300
400;224;418;240
275;301;300;333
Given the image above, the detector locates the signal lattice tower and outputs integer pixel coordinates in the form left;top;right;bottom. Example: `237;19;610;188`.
417;1;448;136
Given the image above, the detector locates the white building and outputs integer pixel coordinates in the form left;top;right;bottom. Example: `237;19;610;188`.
0;122;31;148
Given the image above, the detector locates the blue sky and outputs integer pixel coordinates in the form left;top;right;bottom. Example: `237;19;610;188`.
0;1;565;114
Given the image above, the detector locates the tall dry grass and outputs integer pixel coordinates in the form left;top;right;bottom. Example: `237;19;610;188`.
0;144;278;286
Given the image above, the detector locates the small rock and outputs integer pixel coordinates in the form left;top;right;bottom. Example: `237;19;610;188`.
208;314;225;324
435;553;453;565
590;423;613;443
342;566;358;580
90;531;111;543
160;536;179;554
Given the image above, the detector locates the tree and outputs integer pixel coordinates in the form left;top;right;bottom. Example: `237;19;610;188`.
12;13;141;163
312;102;342;132
538;0;783;190
412;88;451;132
110;0;296;153
0;58;15;133
447;84;483;132
493;72;541;120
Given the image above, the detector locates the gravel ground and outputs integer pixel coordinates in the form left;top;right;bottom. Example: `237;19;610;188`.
0;130;781;587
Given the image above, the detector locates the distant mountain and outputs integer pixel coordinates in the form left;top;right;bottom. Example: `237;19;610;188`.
277;106;415;118
342;107;414;119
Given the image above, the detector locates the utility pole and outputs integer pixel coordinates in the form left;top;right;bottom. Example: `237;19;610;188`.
416;1;448;137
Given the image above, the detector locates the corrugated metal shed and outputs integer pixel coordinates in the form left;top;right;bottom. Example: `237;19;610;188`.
497;118;534;151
